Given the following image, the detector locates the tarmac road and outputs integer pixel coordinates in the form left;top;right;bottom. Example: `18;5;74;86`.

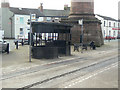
31;57;118;88
2;54;118;88
1;40;119;88
65;63;118;88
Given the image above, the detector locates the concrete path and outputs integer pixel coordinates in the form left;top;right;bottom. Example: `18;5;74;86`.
1;40;119;88
2;40;118;74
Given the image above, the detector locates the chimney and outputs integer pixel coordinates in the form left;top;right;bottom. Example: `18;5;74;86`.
38;3;43;12
64;4;68;10
1;0;10;8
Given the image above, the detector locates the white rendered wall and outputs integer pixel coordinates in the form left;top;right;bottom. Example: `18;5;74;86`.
95;15;119;39
14;14;30;39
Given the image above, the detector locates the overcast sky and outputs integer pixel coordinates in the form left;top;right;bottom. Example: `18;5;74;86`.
1;0;120;19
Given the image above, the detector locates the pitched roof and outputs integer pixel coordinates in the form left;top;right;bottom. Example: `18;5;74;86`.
96;14;118;21
43;9;70;16
9;7;44;17
9;7;70;17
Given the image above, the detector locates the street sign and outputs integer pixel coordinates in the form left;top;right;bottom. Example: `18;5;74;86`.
31;14;36;22
78;19;83;25
78;19;84;53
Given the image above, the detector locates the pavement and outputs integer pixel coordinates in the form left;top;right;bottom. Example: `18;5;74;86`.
64;63;118;88
31;59;118;88
2;40;118;75
1;40;119;88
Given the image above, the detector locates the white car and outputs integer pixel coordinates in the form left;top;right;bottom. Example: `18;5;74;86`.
0;40;9;53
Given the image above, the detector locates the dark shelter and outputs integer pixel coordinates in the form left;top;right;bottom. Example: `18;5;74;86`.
29;22;72;59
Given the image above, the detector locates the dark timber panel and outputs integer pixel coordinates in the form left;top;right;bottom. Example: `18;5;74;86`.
31;22;72;59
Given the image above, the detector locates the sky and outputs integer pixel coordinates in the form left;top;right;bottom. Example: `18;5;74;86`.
0;0;120;19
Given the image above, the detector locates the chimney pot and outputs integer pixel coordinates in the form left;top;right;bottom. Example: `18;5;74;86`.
64;4;69;10
39;3;43;12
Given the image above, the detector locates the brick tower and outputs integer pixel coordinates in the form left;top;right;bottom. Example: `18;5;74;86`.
61;0;104;46
1;0;10;8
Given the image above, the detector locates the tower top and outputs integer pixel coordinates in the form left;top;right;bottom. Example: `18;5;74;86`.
70;0;94;15
38;3;43;12
1;0;10;8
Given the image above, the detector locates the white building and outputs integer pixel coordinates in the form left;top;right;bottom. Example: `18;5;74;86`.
1;3;44;39
3;1;119;40
1;1;69;39
9;7;44;39
14;14;30;39
95;14;120;39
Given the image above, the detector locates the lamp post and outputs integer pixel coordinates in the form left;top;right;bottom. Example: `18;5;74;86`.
29;14;36;62
107;20;110;42
78;19;83;53
78;19;83;43
29;13;32;62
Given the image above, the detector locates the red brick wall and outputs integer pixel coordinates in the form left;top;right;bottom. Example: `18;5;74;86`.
70;2;94;14
71;22;104;46
1;3;10;8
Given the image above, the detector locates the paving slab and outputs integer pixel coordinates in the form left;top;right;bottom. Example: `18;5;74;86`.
2;40;118;75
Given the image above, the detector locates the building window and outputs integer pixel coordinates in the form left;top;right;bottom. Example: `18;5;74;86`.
104;30;106;37
118;31;120;36
20;17;24;24
20;28;24;35
38;17;44;22
113;31;116;36
46;17;51;21
104;21;105;27
109;31;111;36
118;23;120;27
114;23;116;27
109;22;111;27
104;21;106;27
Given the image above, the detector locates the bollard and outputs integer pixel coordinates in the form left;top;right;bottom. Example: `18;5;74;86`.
16;41;18;49
22;39;24;46
6;43;9;54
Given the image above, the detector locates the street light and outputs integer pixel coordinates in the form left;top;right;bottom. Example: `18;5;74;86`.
29;13;36;62
29;13;32;62
78;19;83;53
78;19;83;44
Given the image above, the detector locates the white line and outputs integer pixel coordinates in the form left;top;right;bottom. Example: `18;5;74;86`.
2;57;79;75
65;63;118;88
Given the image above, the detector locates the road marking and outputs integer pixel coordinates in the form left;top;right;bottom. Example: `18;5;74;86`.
2;48;118;75
65;63;118;88
2;55;118;80
2;57;82;75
